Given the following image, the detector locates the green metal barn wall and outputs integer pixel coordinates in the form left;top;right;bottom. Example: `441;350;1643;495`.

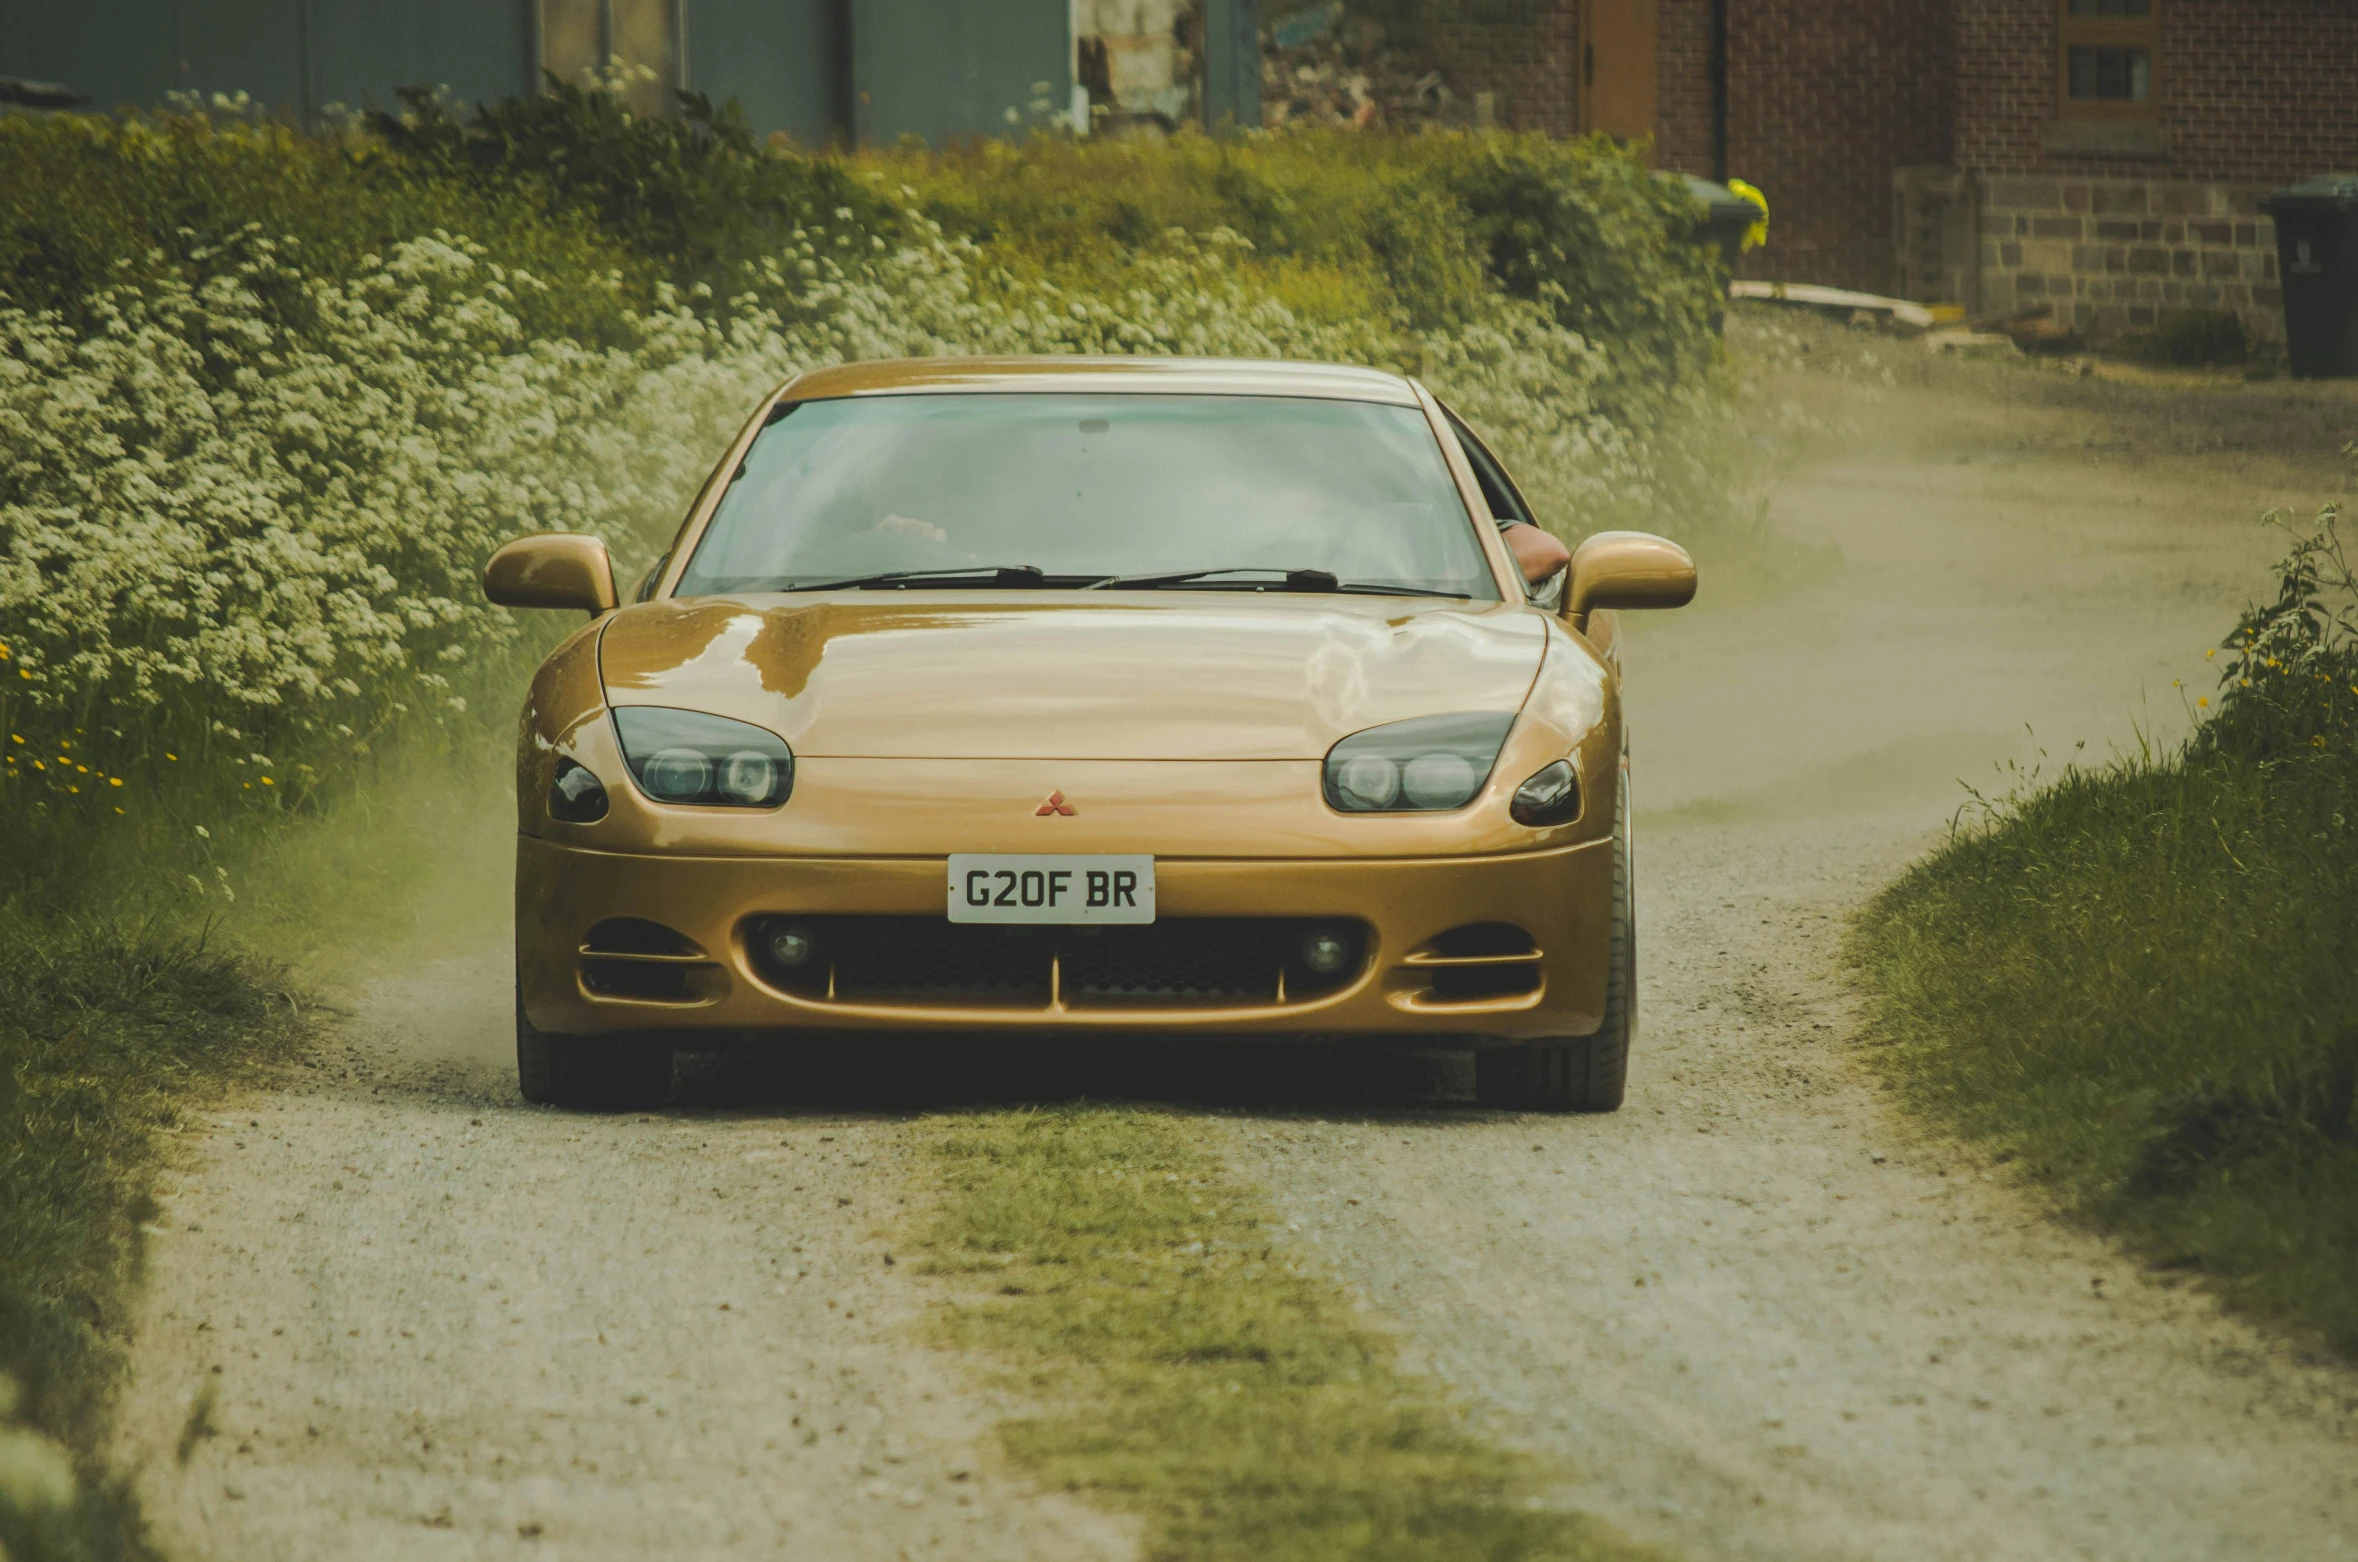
0;0;538;117
1;0;1082;141
849;0;1067;143
683;0;841;145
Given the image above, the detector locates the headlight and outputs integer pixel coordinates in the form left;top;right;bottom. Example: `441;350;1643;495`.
1323;712;1515;813
611;706;794;807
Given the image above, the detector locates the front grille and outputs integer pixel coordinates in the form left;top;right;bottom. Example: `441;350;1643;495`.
744;916;1365;1009
833;918;1053;1003
1064;922;1281;1003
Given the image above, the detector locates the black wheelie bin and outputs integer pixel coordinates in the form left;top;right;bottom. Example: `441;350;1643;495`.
2260;175;2358;378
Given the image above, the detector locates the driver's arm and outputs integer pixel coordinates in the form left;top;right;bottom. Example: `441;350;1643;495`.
1501;521;1570;587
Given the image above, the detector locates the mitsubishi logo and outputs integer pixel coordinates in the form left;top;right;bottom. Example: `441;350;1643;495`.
1034;790;1076;817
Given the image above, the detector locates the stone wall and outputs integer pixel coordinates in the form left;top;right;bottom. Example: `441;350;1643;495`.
1976;177;2283;343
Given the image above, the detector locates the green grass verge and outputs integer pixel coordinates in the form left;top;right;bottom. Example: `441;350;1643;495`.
1851;507;2358;1353
0;919;306;1559
918;1106;1662;1561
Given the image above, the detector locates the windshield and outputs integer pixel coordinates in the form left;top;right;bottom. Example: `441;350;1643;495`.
672;392;1499;600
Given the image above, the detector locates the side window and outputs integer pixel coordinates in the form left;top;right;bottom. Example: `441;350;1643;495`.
1441;407;1537;528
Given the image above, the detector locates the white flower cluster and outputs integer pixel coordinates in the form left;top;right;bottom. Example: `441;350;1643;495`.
0;214;1644;753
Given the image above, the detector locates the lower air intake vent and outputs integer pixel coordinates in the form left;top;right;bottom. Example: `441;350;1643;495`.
741;916;1367;1008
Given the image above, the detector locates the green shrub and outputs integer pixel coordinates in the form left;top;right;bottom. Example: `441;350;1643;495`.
2114;307;2248;369
0;110;645;344
369;79;898;318
2154;307;2248;367
868;128;1726;419
1854;503;2358;1351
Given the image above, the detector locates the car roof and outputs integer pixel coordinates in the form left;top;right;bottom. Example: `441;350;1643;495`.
779;355;1422;406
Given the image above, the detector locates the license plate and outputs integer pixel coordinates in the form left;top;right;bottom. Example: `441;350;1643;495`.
947;854;1155;924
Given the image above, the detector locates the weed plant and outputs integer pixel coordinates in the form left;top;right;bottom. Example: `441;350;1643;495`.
1854;501;2358;1351
921;1107;1661;1561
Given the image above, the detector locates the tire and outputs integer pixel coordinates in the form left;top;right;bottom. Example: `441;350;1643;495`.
516;979;672;1110
1476;759;1636;1113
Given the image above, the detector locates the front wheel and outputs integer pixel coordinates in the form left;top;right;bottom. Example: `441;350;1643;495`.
516;981;672;1110
1475;763;1634;1113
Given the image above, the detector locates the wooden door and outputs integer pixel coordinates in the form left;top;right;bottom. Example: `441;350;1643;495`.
1580;0;1657;152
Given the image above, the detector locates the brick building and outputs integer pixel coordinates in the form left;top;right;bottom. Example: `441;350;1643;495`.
1416;0;2358;342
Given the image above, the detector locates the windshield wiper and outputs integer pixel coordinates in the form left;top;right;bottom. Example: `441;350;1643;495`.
1083;566;1337;592
780;565;1063;591
1082;566;1469;599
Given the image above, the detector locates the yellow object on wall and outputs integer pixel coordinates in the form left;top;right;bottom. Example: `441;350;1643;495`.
1728;178;1770;251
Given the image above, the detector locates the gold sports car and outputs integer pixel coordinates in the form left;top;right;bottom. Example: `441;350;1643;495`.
486;356;1694;1111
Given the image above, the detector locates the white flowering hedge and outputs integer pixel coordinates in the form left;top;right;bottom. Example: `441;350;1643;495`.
0;202;1667;837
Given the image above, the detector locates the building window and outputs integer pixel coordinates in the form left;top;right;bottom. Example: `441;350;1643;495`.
2059;0;2157;116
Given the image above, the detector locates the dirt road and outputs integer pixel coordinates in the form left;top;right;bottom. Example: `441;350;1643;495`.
116;344;2357;1559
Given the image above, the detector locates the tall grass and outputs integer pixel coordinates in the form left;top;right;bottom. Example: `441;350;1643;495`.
0;921;307;1561
1853;503;2358;1351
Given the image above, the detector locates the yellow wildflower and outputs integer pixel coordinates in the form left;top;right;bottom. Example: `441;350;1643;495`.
2198;697;2210;708
2206;648;2217;659
259;776;274;786
165;752;178;761
108;777;122;787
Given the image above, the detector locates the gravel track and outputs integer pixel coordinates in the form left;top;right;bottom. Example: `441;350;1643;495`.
111;958;1135;1561
1241;360;2358;1560
113;354;2358;1559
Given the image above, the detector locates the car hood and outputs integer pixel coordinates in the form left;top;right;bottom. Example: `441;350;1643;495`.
596;595;1546;760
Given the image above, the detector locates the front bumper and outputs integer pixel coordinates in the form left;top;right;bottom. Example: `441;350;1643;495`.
516;835;1612;1042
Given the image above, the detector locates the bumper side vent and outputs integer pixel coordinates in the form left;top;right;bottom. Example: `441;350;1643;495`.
1397;923;1544;1008
578;918;719;1004
585;917;704;957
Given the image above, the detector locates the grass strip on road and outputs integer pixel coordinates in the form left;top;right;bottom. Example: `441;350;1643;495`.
919;1105;1662;1561
0;919;305;1561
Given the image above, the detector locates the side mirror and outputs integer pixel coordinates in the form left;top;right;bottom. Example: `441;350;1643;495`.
485;534;619;617
1567;531;1696;628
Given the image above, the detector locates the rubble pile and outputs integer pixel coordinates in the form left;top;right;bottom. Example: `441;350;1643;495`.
1259;3;1458;130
